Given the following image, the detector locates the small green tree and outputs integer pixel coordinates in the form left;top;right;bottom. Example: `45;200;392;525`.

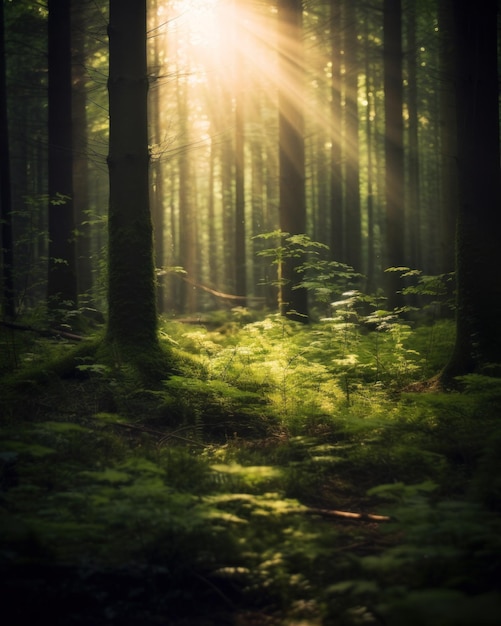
254;231;330;318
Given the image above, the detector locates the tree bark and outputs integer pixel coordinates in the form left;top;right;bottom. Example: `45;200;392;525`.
442;0;501;380
437;0;457;276
277;0;308;321
0;0;15;319
344;0;362;273
329;0;344;264
47;0;78;313
106;0;159;352
383;0;405;310
71;1;92;301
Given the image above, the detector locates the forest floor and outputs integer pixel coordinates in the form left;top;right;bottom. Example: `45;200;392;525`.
1;315;501;625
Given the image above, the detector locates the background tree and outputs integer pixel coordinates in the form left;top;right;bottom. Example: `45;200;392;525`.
329;0;344;264
0;0;15;319
277;0;307;320
71;1;92;303
383;0;405;309
437;0;457;276
343;0;362;273
47;0;77;314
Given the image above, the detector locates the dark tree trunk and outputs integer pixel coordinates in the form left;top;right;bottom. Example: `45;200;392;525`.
364;12;376;294
106;0;159;351
438;0;457;276
0;0;15;319
406;0;421;270
329;0;344;263
47;0;77;312
71;1;92;301
344;0;361;272
442;0;501;380
149;0;165;313
383;0;405;309
277;0;307;321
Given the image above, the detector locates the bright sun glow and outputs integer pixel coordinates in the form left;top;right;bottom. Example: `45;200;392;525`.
152;0;346;159
157;0;278;86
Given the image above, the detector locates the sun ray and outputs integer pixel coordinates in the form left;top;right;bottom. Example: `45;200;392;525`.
151;0;354;174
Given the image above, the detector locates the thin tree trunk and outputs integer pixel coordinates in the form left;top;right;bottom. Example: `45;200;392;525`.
72;1;92;301
0;0;15;319
149;0;165;313
406;1;421;270
330;0;344;263
383;0;405;309
437;0;457;276
277;0;307;320
344;0;362;272
235;51;247;303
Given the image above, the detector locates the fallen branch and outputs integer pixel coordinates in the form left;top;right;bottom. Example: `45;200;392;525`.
303;506;391;523
180;275;265;303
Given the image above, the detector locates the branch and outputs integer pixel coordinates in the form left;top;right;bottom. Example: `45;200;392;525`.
303;506;391;523
180;275;265;303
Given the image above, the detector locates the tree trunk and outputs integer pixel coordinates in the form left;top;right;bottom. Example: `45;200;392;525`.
47;0;78;313
442;0;501;380
235;50;247;303
383;0;405;309
277;0;307;321
344;0;362;273
437;0;457;276
149;0;166;313
329;0;344;264
106;0;159;353
0;0;15;319
71;1;92;301
405;1;421;271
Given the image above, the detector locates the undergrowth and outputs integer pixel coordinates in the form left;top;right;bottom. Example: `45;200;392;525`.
1;311;500;625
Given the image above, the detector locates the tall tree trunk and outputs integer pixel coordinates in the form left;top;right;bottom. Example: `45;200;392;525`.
47;0;77;313
71;1;92;301
343;0;362;272
106;0;159;353
277;0;307;321
437;0;457;275
0;0;15;319
208;132;218;289
329;0;344;263
177;80;198;314
383;0;405;309
442;0;501;380
364;14;376;294
149;0;165;313
235;51;247;303
405;0;421;270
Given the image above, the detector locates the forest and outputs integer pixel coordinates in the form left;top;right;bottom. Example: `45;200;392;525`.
1;0;501;624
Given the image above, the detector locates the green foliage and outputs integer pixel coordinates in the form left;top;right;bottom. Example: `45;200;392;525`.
2;306;501;624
